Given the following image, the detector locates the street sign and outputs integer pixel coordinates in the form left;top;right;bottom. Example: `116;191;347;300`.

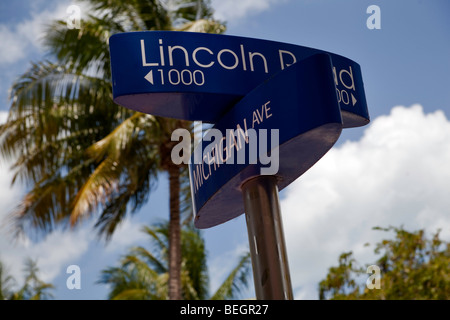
109;31;371;300
189;54;343;228
109;31;369;128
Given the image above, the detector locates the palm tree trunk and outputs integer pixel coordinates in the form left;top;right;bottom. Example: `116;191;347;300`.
168;164;182;300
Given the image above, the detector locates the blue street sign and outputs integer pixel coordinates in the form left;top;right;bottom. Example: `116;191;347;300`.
109;31;369;128
189;54;343;228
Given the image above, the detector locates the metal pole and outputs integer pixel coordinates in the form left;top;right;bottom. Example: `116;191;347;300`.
242;175;293;300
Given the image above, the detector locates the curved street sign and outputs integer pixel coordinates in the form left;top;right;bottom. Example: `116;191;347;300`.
189;54;343;228
109;31;371;299
109;31;369;128
109;31;370;229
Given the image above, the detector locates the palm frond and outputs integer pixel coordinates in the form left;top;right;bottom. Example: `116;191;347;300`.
85;0;171;31
71;112;161;237
141;224;169;253
0;59;122;175
85;112;147;161
98;250;168;299
181;225;209;299
0;261;17;300
43;18;117;77
14;258;54;300
176;18;225;33
210;252;252;300
127;246;167;274
8;159;95;236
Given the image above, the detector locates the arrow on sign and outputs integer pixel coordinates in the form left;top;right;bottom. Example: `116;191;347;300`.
110;32;370;127
351;93;357;106
144;70;153;84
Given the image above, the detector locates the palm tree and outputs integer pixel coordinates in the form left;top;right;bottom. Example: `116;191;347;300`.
98;221;252;300
0;0;225;300
0;260;16;300
0;258;54;300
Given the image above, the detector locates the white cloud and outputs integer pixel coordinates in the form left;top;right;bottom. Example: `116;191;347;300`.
0;1;81;65
0;112;21;217
0;111;8;124
104;218;148;253
208;242;250;296
0;110;148;293
0;146;90;285
0;25;28;64
0;112;87;284
280;104;450;299
212;0;288;23
0;189;146;288
17;229;90;282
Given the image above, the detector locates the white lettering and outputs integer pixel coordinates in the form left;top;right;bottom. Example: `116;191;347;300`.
259;129;279;175
217;49;239;70
339;66;355;91
249;51;268;73
171;128;191;164
279;50;297;70
66;5;81;29
159;39;165;66
240;44;247;71
168;45;190;67
366;5;381;30
66;265;81;290
168;69;180;85
192;47;214;68
141;39;159;67
264;101;272;119
140;40;283;73
366;265;381;289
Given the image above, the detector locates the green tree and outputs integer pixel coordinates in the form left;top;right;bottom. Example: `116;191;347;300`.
168;0;214;25
0;0;224;300
0;258;54;300
98;221;252;300
319;226;450;300
0;260;16;300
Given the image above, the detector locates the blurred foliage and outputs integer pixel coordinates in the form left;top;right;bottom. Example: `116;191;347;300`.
98;221;252;300
0;0;224;239
319;226;450;300
0;0;225;300
0;258;54;300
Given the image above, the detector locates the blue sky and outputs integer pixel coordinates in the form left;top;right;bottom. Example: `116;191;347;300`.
0;0;449;300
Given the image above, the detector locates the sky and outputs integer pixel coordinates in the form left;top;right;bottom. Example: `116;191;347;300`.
0;0;449;300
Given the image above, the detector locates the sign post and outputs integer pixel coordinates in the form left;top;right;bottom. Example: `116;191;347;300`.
188;53;343;299
109;31;370;300
243;176;293;300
